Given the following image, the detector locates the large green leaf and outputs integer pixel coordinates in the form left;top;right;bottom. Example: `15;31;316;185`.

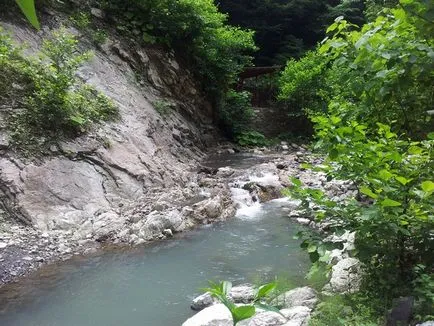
380;198;401;207
421;181;434;193
360;186;378;199
15;0;40;29
232;305;255;324
256;282;276;299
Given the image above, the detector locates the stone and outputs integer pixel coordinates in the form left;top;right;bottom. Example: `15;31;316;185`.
22;256;33;261
182;304;232;326
191;292;215;311
216;167;235;178
280;306;311;326
90;8;104;18
274;287;318;309
0;242;7;249
417;322;434;326
241;311;287;326
328;257;362;294
229;284;256;303
295;218;311;226
162;229;173;237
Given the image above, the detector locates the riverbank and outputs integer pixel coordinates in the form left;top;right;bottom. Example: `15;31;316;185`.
0;143;313;287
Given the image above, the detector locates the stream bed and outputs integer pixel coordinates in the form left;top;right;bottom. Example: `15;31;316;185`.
0;153;310;326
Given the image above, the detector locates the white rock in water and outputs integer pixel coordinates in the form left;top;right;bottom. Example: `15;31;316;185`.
182;304;232;326
191;292;215;311
0;242;7;249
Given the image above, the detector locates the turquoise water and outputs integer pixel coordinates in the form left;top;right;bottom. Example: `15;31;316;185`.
0;200;309;326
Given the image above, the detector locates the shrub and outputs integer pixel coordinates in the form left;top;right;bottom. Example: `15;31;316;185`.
236;131;268;147
100;0;256;97
282;0;434;320
219;90;254;139
309;294;382;326
0;27;117;152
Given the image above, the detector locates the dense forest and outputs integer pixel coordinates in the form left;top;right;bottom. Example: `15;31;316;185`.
3;0;434;325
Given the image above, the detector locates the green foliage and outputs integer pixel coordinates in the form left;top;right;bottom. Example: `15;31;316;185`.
236;131;268;147
279;51;327;118
219;90;254;139
153;99;172;116
100;0;256;97
309;294;382;326
218;0;367;65
280;2;434;139
289;121;434;302
69;11;108;45
281;0;434;319
204;280;280;326
69;11;91;29
0;27;117;152
14;0;40;29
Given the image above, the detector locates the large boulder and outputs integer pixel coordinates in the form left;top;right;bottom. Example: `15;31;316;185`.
229;284;256;303
182;304;232;326
280;306;311;326
274;287;318;309
239;311;287;326
328;257;362;294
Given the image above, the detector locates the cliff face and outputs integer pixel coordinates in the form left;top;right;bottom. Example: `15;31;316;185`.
0;11;229;247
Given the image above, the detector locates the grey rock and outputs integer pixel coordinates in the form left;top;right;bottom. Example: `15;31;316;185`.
191;292;215;311
241;311;287;326
229;284;256;303
182;304;232;326
0;242;7;249
280;306;311;326
417;322;434;326
328;257;362;294
90;8;104;18
275;287;318;309
162;229;173;237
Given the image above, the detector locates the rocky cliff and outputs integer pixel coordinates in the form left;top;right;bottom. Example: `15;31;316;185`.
0;11;234;283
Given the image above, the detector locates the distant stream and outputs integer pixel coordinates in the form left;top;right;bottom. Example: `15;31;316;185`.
0;153;309;326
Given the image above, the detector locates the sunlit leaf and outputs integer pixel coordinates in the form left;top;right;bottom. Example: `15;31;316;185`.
15;0;40;29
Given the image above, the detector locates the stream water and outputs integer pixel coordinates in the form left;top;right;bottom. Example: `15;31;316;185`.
0;154;310;326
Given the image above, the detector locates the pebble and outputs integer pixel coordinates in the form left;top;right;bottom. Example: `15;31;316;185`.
22;256;33;261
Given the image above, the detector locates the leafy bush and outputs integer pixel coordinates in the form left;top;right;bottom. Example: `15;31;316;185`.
0;27;117;151
281;0;434;320
279;51;327;115
219;90;254;138
100;0;256;97
309;294;382;326
236;131;268;147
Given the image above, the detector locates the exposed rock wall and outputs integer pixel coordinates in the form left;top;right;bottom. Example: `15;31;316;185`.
0;12;221;240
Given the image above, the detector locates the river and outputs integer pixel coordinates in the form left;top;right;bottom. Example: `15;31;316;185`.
0;154;310;326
